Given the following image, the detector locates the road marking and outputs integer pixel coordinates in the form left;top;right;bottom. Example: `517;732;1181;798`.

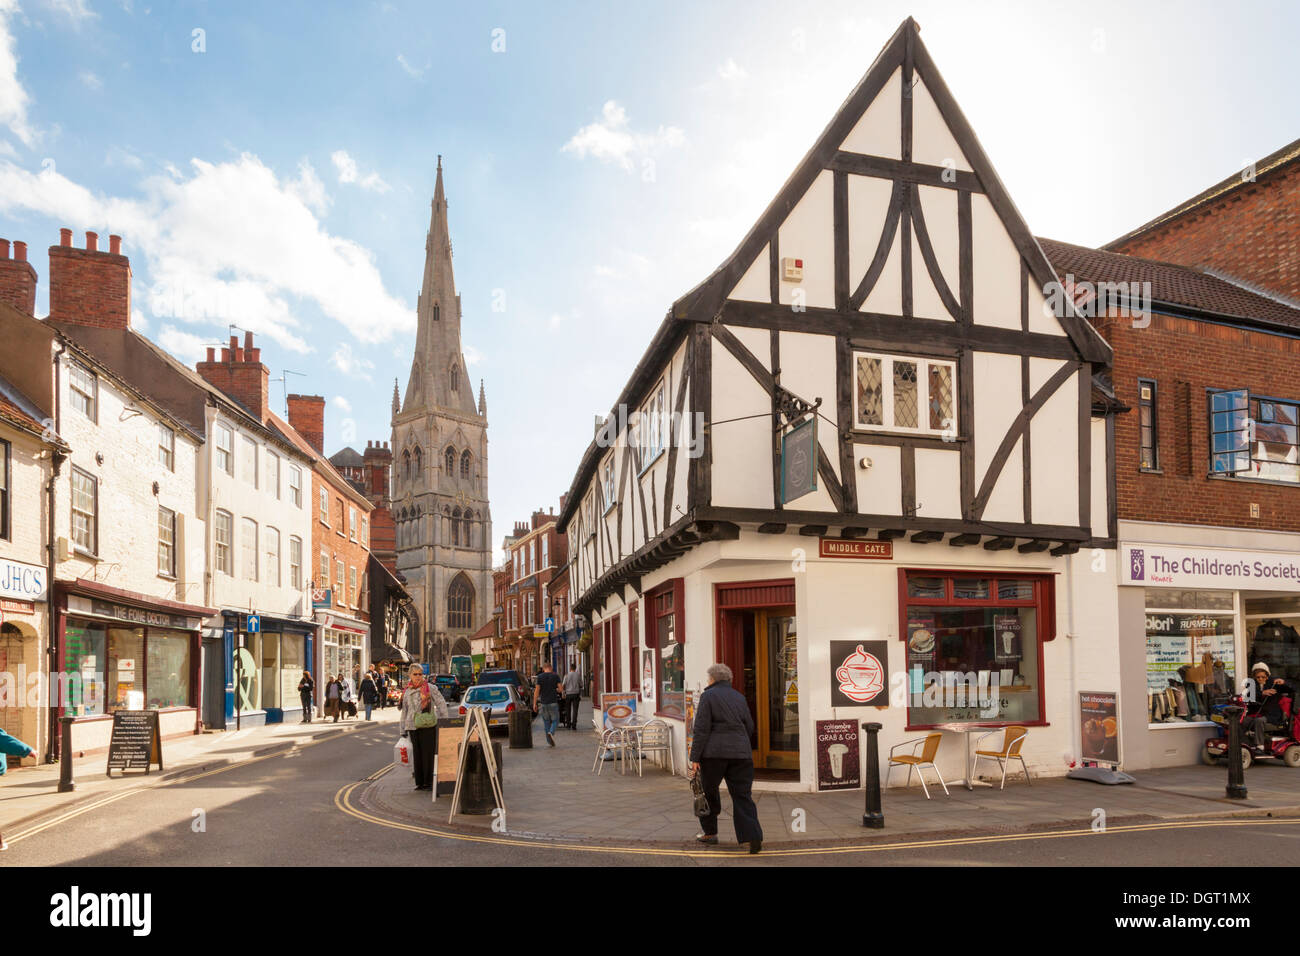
5;726;371;846
334;775;1300;858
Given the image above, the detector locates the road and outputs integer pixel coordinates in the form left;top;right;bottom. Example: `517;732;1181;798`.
4;719;1298;867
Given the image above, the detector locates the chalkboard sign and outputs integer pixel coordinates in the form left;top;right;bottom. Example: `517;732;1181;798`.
105;710;163;776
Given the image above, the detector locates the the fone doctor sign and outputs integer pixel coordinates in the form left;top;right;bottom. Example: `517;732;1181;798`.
830;641;889;707
1121;543;1300;592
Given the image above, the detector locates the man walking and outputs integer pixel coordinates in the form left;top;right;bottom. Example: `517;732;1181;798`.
562;663;582;730
533;661;563;747
360;670;379;721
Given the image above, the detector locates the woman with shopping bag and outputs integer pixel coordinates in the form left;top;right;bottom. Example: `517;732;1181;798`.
400;664;448;792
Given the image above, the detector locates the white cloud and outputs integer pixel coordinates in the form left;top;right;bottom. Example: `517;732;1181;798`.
131;307;145;332
330;149;390;193
717;58;748;85
462;343;482;366
396;53;426;79
79;70;101;91
330;341;374;379
0;1;35;146
46;0;97;25
158;324;208;362
332;394;351;413
104;145;143;169
0;152;415;351
561;100;684;172
287;158;329;214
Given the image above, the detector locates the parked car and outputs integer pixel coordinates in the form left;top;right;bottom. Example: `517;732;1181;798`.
434;674;462;702
476;668;532;699
459;683;528;733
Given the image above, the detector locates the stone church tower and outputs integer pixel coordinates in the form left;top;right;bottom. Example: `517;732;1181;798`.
391;158;492;671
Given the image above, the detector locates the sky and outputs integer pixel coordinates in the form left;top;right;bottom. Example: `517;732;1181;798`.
0;0;1297;564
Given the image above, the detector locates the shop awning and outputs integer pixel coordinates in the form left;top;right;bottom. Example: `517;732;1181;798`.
373;642;411;663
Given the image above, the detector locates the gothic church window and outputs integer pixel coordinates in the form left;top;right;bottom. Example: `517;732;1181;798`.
445;446;456;474
448;574;473;630
451;365;459;391
460;450;471;479
414;447;422;481
434;303;440;322
402;449;411;479
452;507;462;546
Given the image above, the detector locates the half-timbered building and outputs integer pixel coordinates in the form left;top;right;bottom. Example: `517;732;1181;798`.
557;19;1122;788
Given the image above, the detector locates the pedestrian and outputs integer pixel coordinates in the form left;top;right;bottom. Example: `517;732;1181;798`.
342;672;356;719
562;663;582;729
377;670;389;709
297;670;315;723
400;664;448;791
325;673;343;722
533;660;563;747
0;728;35;851
689;662;763;854
1244;662;1294;749
360;670;379;721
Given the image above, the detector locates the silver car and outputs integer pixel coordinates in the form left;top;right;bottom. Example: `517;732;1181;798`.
458;683;528;730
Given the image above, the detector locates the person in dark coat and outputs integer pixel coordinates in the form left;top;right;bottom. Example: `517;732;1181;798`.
689;662;763;854
359;670;379;721
1;728;35;850
324;675;343;722
1245;662;1295;749
297;670;315;723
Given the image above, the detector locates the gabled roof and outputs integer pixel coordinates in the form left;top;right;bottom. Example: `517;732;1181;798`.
1038;238;1300;333
1104;138;1300;251
329;446;365;469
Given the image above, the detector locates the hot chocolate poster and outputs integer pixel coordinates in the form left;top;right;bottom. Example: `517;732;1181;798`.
1080;691;1120;765
830;641;889;707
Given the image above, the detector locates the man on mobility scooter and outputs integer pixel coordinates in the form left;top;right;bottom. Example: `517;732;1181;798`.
1204;661;1299;768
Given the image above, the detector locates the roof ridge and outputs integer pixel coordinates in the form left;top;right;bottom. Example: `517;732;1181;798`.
1199;267;1300;312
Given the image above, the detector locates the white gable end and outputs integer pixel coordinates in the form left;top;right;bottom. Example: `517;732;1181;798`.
839;67;902;158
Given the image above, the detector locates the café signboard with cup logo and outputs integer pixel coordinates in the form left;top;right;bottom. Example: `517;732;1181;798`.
830;640;889;707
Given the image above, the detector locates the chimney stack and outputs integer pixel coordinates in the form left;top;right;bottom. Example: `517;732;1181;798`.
48;226;131;329
0;237;38;315
196;331;271;421
286;394;326;454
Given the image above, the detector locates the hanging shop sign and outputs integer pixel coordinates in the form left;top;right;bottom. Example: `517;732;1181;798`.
816;719;861;791
780;417;819;504
312;589;333;610
830;641;889;707
1079;690;1120;766
818;538;893;560
1121;542;1300;592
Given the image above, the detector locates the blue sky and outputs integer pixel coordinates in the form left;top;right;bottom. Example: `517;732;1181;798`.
1;0;1297;562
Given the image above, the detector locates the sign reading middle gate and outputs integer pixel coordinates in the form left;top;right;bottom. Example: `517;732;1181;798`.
818;538;893;560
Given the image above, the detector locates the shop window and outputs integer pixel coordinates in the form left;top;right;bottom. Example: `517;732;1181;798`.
1248;615;1300;687
146;629;191;708
647;580;685;718
1138;379;1158;470
854;352;956;436
107;627;145;711
1210;389;1300;483
63;622;106;716
281;633;304;709
900;571;1052;727
1144;589;1236;725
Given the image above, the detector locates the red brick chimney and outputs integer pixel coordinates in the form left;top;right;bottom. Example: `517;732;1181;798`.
286;393;325;453
363;439;392;497
197;331;270;420
0;239;37;315
47;229;131;329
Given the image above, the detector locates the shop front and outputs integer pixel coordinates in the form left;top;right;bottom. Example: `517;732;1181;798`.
316;612;368;708
218;611;314;726
56;582;211;756
1116;526;1300;768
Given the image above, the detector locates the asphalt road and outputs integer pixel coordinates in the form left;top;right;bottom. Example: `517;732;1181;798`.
4;719;1299;868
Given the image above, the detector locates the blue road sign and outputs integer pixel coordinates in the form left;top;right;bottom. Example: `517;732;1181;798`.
545;617;555;634
247;614;261;634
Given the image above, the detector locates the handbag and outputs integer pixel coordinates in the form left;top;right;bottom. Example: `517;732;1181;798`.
689;772;710;818
413;710;438;730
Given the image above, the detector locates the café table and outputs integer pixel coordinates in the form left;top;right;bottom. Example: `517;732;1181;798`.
932;722;1005;790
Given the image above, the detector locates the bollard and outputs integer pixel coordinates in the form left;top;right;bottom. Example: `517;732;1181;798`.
57;716;76;793
1225;705;1247;800
861;721;884;829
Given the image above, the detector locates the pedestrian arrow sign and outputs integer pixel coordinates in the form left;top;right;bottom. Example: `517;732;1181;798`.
247;614;261;634
545;617;555;633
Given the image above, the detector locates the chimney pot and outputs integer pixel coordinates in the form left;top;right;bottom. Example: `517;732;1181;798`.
13;241;25;262
234;347;244;362
109;235;121;255
249;347;260;362
244;330;254;350
221;347;231;362
59;228;72;247
85;231;98;252
206;347;215;362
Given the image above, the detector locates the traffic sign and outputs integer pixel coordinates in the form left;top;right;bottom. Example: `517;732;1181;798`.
545;617;555;634
247;614;261;634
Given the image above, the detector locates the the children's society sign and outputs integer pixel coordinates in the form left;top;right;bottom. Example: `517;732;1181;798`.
1121;543;1300;592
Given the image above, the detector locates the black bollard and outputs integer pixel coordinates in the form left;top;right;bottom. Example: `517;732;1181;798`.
862;721;884;829
57;715;76;793
1225;705;1247;800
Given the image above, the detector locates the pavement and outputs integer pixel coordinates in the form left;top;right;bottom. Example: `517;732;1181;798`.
366;699;1300;848
0;704;401;841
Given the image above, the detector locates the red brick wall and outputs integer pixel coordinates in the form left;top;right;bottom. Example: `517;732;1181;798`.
48;235;131;329
311;470;371;622
1110;162;1300;302
0;241;37;315
197;334;269;420
287;394;324;453
1098;307;1300;531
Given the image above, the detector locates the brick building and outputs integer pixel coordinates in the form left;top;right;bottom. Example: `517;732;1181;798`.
497;508;567;676
1037;143;1300;767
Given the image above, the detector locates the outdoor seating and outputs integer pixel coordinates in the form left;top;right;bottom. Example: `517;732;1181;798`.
886;732;949;798
628;718;674;776
972;725;1030;789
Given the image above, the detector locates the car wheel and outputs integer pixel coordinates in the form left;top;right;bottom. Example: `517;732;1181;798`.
1200;746;1221;766
1284;746;1300;768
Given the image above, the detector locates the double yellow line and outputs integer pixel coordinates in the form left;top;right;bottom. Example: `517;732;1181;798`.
334;776;1300;859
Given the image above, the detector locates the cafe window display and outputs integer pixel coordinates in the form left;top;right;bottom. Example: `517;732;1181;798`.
900;572;1053;727
1144;589;1235;724
648;580;685;718
64;622;193;713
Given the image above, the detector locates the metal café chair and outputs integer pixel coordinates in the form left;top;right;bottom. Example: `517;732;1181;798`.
629;718;674;776
971;725;1031;789
886;732;950;798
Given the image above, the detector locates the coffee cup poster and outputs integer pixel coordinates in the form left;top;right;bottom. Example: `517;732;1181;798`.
830;641;889;707
1079;691;1120;765
816;719;861;791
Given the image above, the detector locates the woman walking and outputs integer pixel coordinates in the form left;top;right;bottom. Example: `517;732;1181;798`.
689;662;763;854
400;665;448;791
297;670;315;723
0;728;35;850
341;672;356;720
359;670;379;721
324;673;343;723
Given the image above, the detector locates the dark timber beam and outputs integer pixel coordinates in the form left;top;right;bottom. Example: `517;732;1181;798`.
799;525;829;536
948;533;981;547
840;526;872;539
1050;542;1081;556
827;151;984;193
983;536;1016;551
757;522;787;535
878;529;906;541
910;530;944;544
1017;540;1051;553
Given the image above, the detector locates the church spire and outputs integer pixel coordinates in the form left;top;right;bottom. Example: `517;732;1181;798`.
478;378;486;417
392;378;400;417
401;156;477;417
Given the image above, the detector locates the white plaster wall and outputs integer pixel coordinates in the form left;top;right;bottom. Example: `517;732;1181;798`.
1026;268;1066;337
853;443;902;515
726;324;771;368
710;345;774;509
914;447;961;519
972;351;1021;487
839;67;902;158
777;170;834;310
1091;418;1108;540
970;194;1021;330
911;185;959;322
910;77;972;171
847;175;895;291
1030;373;1080;528
778;330;840;489
729;244;770;303
982;436;1024;524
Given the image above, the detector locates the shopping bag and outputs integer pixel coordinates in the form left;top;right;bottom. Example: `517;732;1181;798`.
689;771;710;818
394;735;412;769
